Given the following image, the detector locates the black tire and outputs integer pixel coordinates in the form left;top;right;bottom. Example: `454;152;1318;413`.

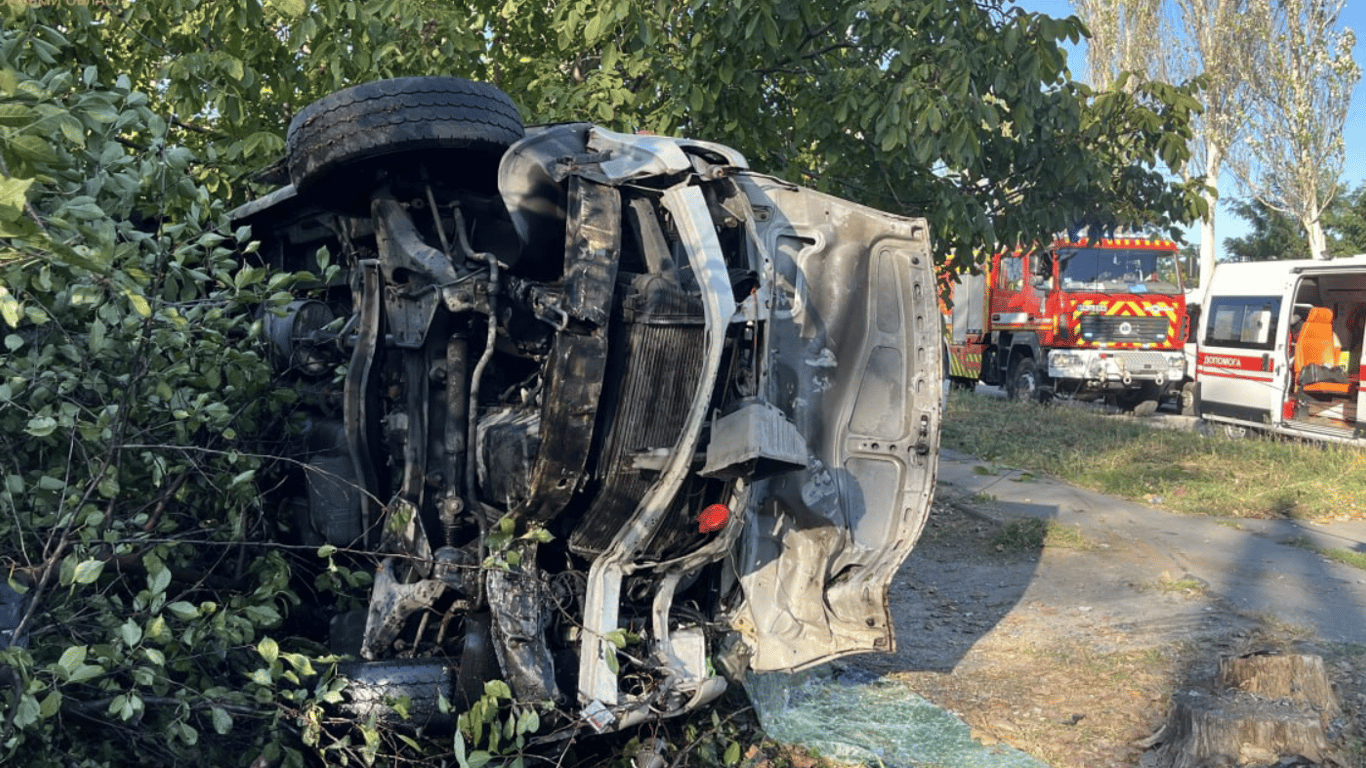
1180;381;1197;417
1130;399;1159;417
1114;383;1160;416
337;658;456;729
1006;357;1041;402
287;76;525;206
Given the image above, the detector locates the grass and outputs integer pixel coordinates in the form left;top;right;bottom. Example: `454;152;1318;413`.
1285;536;1366;572
1153;571;1209;596
990;518;1093;552
942;390;1366;523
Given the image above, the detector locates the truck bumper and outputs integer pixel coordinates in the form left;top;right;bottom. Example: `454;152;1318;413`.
1047;349;1185;388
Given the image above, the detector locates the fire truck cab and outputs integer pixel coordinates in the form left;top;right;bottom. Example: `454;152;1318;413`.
1195;255;1366;444
947;237;1190;412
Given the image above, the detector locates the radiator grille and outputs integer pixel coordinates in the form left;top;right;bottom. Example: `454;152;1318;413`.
569;322;706;556
1078;315;1169;344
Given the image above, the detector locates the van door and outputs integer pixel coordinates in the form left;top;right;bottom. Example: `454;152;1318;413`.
1356;331;1366;432
1197;295;1285;427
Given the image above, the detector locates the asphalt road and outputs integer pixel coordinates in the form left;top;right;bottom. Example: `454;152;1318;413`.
935;447;1366;645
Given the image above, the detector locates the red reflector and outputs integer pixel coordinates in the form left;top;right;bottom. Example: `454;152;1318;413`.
697;504;729;533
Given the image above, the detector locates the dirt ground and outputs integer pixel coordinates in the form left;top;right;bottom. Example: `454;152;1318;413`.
839;501;1366;768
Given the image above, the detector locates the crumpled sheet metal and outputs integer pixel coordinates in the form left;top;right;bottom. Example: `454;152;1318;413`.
745;667;1047;768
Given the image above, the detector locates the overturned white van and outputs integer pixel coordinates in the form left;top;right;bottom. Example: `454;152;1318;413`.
1195;255;1366;444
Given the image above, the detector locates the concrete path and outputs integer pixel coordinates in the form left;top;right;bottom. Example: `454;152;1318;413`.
935;448;1366;645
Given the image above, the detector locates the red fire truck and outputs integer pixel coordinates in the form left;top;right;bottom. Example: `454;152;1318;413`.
945;236;1192;413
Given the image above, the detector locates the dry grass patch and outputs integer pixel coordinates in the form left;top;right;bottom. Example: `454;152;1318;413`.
943;391;1366;522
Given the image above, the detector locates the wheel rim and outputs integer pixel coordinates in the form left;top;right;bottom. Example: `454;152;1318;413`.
1012;364;1036;399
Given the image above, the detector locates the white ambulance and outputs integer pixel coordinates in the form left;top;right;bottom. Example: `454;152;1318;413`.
1194;255;1366;444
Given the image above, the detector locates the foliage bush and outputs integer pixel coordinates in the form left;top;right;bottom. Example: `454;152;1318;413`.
0;24;335;767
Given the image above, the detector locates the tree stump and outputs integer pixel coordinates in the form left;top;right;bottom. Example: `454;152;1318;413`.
1147;653;1345;768
1217;654;1340;725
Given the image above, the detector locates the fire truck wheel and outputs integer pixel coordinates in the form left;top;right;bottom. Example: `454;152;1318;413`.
1180;381;1197;416
1006;357;1044;402
1130;399;1159;417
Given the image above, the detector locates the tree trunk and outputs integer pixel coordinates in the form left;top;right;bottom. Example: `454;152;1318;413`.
1217;654;1340;723
1306;218;1330;260
1147;653;1345;768
1199;144;1222;294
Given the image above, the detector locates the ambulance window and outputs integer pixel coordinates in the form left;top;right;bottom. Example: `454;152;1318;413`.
1204;297;1281;350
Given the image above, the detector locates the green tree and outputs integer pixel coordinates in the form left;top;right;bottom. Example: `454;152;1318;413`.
1223;198;1312;260
1224;183;1366;261
10;0;1204;268
1321;182;1366;256
1074;0;1261;293
1228;0;1359;260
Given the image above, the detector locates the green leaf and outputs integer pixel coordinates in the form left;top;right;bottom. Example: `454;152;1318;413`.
68;663;104;684
0;103;35;126
271;0;307;17
257;636;279;665
725;739;741;765
165;601;200;620
72;559;104;584
9;135;57;163
56;114;85;146
97;473;120;499
11;694;38;729
148;562;171;595
211;707;233;734
88;319;105;353
110;693;140;721
0;285;20;327
38;690;62;719
25;415;57;437
0;175;33;210
56;645;88;675
127;292;151;318
118;619;142;647
518;707;540;735
483;679;511;700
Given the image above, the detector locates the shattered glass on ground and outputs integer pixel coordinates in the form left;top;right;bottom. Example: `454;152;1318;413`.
746;667;1048;768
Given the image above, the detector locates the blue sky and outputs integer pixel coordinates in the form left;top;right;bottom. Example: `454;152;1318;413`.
1013;0;1364;258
